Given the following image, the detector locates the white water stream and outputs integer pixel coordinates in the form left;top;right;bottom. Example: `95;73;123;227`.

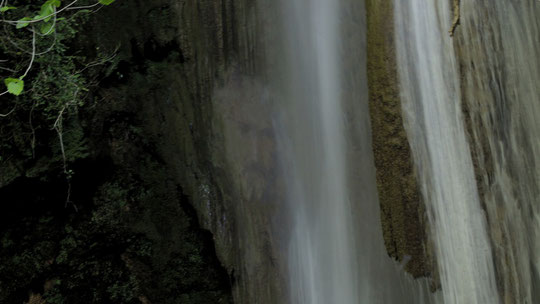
277;1;358;303
272;0;433;303
394;0;540;303
394;1;500;303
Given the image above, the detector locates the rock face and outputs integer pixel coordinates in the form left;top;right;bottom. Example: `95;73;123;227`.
365;0;433;281
453;2;540;302
0;0;258;303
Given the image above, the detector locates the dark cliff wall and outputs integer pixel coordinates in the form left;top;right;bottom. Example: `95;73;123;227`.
0;0;256;303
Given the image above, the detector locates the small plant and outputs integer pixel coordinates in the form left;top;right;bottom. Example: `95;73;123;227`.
0;0;118;208
0;0;116;97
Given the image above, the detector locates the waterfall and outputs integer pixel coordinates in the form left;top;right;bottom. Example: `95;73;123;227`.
270;0;433;302
394;0;500;303
218;0;540;302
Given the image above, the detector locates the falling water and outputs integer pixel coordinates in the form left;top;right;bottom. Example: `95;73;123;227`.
270;0;434;303
394;1;500;303
275;0;360;302
217;0;540;302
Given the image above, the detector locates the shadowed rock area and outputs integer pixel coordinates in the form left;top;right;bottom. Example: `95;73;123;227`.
0;0;256;302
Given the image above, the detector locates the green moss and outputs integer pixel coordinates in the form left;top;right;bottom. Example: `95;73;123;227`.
366;0;432;279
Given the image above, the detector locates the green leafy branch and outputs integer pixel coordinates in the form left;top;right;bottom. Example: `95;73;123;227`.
0;0;118;210
0;0;116;96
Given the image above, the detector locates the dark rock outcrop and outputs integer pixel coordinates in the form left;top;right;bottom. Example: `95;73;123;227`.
0;0;257;302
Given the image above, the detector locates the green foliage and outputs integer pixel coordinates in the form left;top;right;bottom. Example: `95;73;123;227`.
38;0;60;22
99;0;116;5
1;0;117;95
16;16;31;28
40;20;55;35
0;6;16;12
1;0;118;189
4;78;24;95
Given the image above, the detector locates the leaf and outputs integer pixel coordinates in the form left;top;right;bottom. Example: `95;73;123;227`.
37;0;60;22
98;0;116;5
0;6;16;12
4;78;24;96
39;3;55;22
40;21;55;35
45;0;61;7
16;17;32;29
